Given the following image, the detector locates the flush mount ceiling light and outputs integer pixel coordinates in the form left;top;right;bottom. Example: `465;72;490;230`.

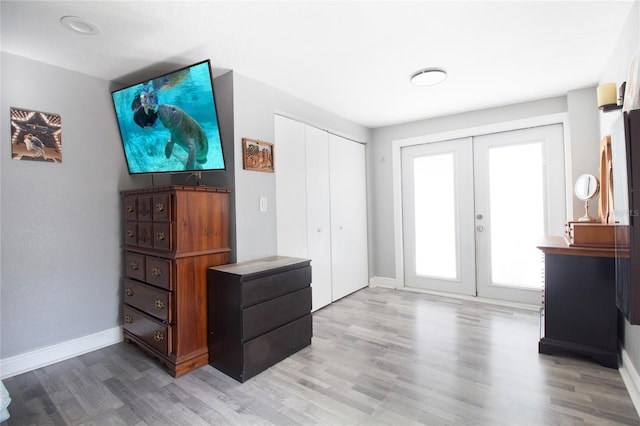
410;68;448;86
60;16;101;35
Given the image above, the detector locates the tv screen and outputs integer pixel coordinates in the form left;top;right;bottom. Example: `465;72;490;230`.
112;60;225;174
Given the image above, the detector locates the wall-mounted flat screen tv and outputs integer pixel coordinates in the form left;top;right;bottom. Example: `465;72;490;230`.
112;59;225;174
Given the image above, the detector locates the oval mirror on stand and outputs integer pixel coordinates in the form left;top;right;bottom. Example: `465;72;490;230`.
575;173;600;222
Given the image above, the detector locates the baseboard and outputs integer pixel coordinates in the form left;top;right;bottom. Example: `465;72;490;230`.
368;278;538;311
369;276;398;289
620;346;640;418
0;326;122;380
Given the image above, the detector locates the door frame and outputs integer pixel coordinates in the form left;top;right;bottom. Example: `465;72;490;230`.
390;113;572;303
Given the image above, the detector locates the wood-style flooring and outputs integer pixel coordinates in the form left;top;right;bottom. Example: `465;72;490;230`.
4;287;640;425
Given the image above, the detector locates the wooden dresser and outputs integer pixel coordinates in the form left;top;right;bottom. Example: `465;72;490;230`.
537;236;624;368
207;256;312;382
121;185;230;377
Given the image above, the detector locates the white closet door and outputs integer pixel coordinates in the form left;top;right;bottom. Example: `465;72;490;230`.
274;115;308;258
305;125;332;310
329;134;369;301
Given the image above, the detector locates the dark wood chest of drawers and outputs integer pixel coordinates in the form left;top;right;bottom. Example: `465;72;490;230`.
121;185;231;377
537;236;618;368
207;256;312;382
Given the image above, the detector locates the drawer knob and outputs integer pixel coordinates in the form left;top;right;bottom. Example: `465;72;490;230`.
125;288;134;297
125;314;132;324
127;230;135;238
154;331;164;341
156;232;166;241
152;267;162;277
130;261;139;271
127;205;135;213
156;203;165;212
155;299;165;309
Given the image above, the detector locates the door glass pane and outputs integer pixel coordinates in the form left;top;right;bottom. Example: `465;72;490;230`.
414;153;457;279
489;142;543;288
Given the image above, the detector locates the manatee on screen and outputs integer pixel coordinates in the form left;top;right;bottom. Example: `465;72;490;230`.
157;104;209;170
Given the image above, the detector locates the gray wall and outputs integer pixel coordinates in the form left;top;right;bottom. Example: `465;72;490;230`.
0;52;136;358
598;1;640;376
231;72;371;262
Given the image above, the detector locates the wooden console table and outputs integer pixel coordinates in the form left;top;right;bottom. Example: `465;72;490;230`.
537;236;620;368
207;256;312;382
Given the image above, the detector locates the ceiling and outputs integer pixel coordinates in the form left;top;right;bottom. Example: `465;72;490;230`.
1;1;635;129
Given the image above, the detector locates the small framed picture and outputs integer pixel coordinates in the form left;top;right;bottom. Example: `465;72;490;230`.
10;107;62;163
242;138;274;173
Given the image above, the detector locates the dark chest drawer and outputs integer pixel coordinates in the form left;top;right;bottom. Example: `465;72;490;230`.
243;287;311;341
208;256;312;382
241;266;312;307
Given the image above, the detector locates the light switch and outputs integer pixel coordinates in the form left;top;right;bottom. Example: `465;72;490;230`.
259;196;268;212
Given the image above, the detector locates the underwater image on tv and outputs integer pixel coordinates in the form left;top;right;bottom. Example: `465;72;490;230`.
112;60;225;174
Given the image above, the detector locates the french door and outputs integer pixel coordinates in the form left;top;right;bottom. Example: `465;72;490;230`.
402;124;565;305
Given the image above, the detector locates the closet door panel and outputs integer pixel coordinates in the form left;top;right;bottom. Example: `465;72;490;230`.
275;115;308;258
305;125;332;311
329;135;369;301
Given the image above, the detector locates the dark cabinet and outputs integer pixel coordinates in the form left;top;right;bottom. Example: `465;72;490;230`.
207;256;312;382
538;237;618;368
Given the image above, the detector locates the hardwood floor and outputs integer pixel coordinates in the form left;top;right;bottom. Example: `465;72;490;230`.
4;287;640;425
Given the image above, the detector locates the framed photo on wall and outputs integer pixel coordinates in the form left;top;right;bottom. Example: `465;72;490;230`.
242;138;274;173
10;107;62;163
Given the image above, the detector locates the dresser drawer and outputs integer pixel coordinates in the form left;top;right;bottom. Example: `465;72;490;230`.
146;256;173;289
137;195;153;221
241;266;311;307
137;223;153;248
124;222;138;246
243;287;312;341
241;314;312;382
153;223;172;251
123;196;138;221
124;279;171;322
124;252;145;281
152;193;172;221
124;306;171;355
